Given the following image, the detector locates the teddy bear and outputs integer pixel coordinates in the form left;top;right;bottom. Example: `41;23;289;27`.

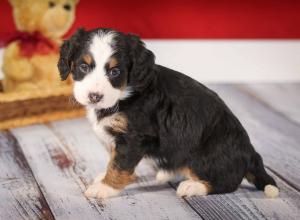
2;0;79;92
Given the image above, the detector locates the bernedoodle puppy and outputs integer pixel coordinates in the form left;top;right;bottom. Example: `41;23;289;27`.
57;28;279;199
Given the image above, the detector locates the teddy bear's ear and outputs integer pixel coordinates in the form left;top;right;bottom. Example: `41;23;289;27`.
8;0;22;7
72;0;80;5
57;28;86;80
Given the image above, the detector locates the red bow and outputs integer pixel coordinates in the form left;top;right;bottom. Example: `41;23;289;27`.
0;31;59;57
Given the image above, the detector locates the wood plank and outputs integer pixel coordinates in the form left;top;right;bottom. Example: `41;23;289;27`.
0;131;54;220
177;171;300;220
11;124;116;220
238;83;300;125
12;119;201;220
49;119;201;219
208;84;300;190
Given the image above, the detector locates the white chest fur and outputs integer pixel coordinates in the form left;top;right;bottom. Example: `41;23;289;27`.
87;107;116;153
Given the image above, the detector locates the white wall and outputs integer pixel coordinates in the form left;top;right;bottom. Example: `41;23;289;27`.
146;40;300;83
1;40;300;82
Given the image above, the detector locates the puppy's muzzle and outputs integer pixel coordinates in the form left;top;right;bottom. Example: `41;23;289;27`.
88;92;103;104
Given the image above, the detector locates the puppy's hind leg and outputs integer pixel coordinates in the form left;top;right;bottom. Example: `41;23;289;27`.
156;170;176;184
176;168;212;197
177;179;211;197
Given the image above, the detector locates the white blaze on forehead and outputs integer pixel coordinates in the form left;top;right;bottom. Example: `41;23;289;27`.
90;31;116;68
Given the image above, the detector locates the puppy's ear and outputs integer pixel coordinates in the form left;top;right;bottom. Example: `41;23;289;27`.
57;28;85;80
126;34;155;87
58;40;72;80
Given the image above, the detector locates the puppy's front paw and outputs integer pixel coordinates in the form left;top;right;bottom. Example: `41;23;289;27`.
85;173;120;199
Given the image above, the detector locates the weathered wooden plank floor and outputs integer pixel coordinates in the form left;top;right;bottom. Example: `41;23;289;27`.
1;83;300;220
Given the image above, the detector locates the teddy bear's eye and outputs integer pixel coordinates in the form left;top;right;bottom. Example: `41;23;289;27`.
63;4;71;11
49;1;55;8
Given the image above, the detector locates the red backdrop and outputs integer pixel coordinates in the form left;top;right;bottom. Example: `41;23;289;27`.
0;0;300;39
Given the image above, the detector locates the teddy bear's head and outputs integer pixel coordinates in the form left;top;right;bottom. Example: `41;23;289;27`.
9;0;79;39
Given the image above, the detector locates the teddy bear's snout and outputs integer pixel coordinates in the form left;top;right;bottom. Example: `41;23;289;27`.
48;8;72;28
53;13;70;29
41;6;75;38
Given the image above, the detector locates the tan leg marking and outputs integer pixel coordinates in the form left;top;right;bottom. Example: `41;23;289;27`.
85;149;135;199
179;167;200;180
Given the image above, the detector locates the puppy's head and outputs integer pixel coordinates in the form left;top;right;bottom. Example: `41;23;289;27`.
58;28;155;109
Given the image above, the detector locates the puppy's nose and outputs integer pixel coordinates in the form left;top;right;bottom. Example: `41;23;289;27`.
88;92;103;104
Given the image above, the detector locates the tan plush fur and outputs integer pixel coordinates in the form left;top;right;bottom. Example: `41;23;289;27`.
2;0;79;92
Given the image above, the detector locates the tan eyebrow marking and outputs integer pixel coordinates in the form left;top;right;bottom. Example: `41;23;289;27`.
109;57;118;68
83;54;92;65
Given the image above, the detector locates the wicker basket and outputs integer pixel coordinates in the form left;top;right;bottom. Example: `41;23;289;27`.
0;81;85;130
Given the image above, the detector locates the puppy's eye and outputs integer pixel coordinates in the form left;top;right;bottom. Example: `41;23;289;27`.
108;68;121;78
79;63;90;73
49;1;55;7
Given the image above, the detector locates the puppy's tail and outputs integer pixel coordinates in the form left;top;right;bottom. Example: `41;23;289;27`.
245;152;279;198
